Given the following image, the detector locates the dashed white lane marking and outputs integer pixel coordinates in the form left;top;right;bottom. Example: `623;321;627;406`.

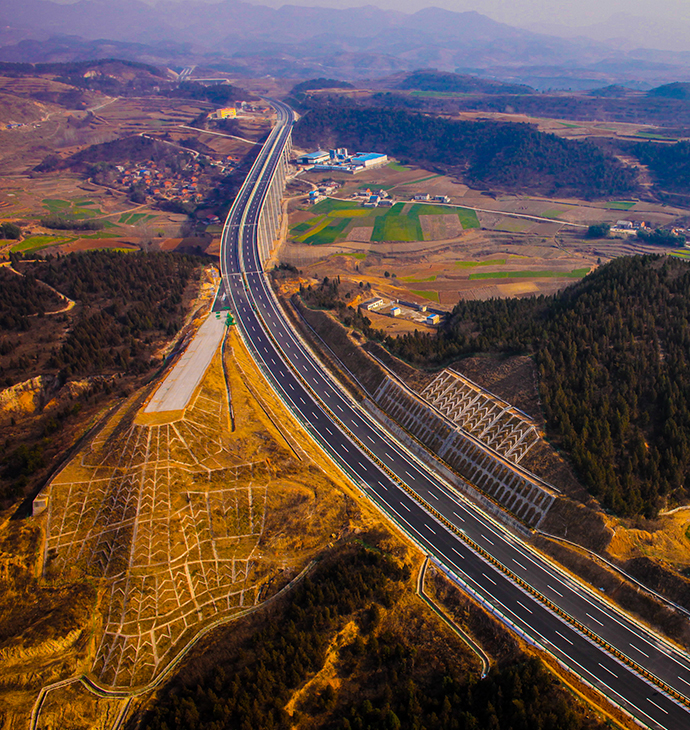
555;630;573;645
598;662;618;679
586;612;604;627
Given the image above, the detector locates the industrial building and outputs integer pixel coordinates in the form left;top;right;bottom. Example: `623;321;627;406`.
211;107;236;119
299;150;330;165
300;147;388;174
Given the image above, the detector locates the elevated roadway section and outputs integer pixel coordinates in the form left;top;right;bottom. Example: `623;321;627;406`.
220;98;690;730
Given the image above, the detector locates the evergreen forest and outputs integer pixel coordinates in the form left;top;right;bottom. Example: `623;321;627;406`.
0;251;203;385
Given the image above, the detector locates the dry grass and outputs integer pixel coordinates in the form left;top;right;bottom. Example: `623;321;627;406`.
25;322;363;708
607;511;690;567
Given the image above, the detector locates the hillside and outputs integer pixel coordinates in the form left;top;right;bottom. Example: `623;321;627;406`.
380;255;690;518
393;69;534;95
0;251;205;506
649;82;690;100
135;541;608;730
0;90;51;123
293;101;637;198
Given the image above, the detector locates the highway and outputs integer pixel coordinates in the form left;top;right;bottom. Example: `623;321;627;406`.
219;99;690;730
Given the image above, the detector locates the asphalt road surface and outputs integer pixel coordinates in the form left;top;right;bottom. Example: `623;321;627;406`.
219;98;690;730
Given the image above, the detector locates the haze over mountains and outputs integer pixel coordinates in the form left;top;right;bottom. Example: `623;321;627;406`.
1;0;690;88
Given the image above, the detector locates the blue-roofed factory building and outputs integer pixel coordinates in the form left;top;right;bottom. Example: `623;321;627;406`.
298;150;330;165
299;148;388;174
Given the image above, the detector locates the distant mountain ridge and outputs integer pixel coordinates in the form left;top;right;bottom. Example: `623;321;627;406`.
0;0;689;85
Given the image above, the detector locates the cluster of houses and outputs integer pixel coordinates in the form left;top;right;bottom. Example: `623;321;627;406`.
358;189;394;208
414;193;451;203
116;161;204;202
114;155;237;204
307;181;340;205
611;219;648;234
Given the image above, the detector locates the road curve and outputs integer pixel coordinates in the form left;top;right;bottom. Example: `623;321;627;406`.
219;99;690;730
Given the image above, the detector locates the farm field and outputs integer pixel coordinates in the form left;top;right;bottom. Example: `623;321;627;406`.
285;159;685;314
290;199;480;245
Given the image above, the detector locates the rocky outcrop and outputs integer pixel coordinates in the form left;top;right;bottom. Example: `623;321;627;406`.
0;375;57;421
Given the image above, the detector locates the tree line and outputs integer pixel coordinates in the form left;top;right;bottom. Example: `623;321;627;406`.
293;100;638;198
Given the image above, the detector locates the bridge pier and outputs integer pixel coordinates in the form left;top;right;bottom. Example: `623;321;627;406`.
255;131;292;268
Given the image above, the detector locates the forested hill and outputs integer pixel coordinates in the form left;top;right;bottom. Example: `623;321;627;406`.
395;69;534;95
383;256;690;517
294;102;637;198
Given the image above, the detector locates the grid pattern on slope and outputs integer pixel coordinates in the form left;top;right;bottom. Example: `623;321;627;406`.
422;370;540;464
44;381;268;688
373;377;555;527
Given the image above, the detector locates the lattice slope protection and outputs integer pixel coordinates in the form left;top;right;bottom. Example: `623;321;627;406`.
422;369;540;464
37;337;347;689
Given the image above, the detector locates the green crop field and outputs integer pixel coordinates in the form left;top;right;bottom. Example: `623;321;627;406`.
409;289;440;302
12;235;72;252
302;217;350;245
635;132;676;141
606;201;636;210
387;162;410;172
358;183;394;191
542;209;565;219
469;268;589;280
457;208;480;229
311;198;358;214
372;211;423;242
334;252;367;260
293;197;477;245
119;212;149;224
455;259;506;268
400;274;437;283
329;209;371;218
42;198;70;211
